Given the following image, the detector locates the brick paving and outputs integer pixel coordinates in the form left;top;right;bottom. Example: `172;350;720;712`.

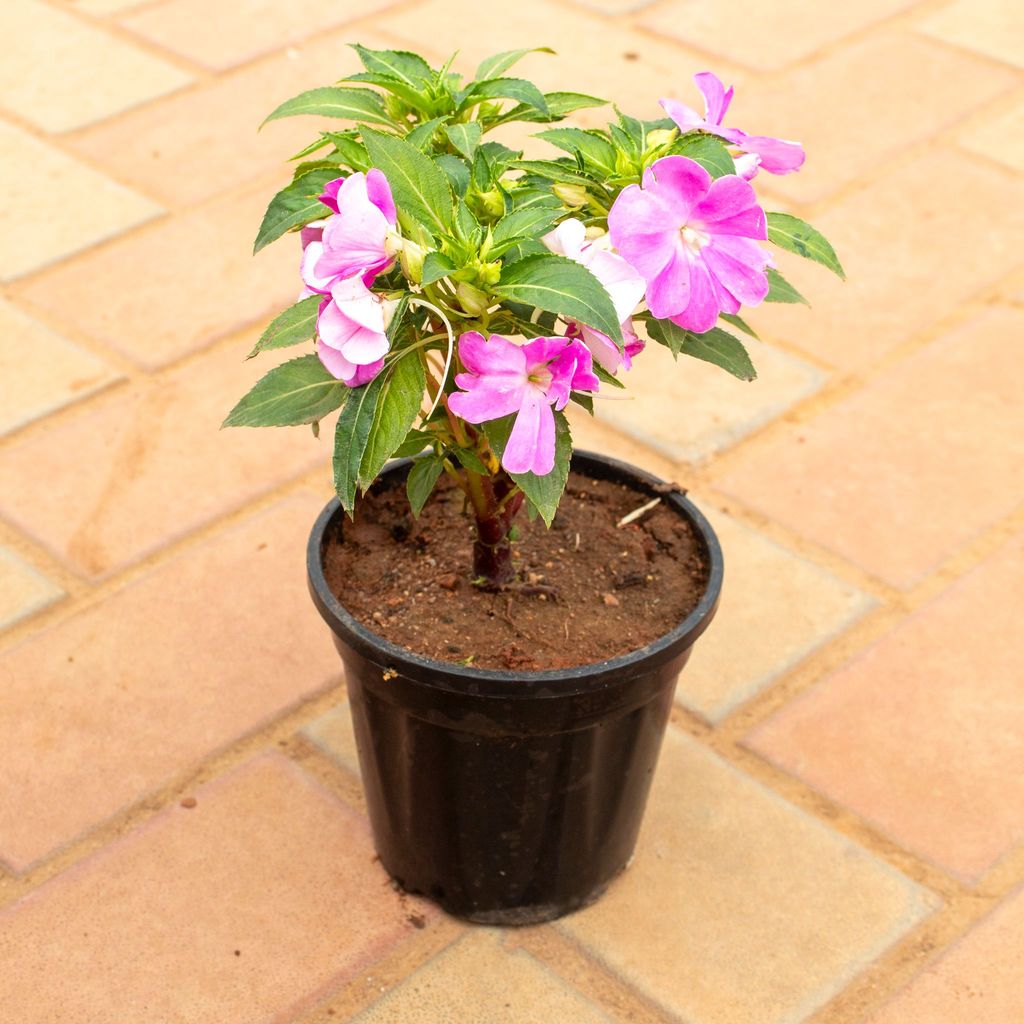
0;1;1021;1021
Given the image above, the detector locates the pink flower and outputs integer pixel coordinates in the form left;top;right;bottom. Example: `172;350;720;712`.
316;277;392;386
448;332;599;476
317;177;344;214
608;155;772;333
542;219;645;373
300;170;397;294
661;72;805;176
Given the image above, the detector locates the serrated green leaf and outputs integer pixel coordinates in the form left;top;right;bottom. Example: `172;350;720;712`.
592;361;625;390
361;128;453;237
489;204;560;252
248;295;322;358
535;127;617;173
406;455;446;517
672;132;735;178
342;71;425;109
405;116;448;150
392;428;435;458
443;121;482;160
351;45;433;88
767;213;845;279
484;411;572;527
718;312;759;338
494;253;623;347
262;87;391;127
648;320;757;380
513;158;597;188
764;267;810;305
223;354;346;427
475;47;553;82
495;91;606;125
436;154;470;196
421;250;457;285
359;350;426;486
463;77;549;116
333;374;382;512
452;447;489;474
253;168;336;253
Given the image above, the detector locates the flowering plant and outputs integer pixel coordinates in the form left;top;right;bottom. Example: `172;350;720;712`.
226;45;843;587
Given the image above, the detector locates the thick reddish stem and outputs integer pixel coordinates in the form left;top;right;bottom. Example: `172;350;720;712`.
469;469;522;587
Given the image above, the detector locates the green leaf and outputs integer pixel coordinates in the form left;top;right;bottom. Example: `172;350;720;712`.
451;447;489;474
765;267;810;304
406;455;446;517
421;250;457;285
484;411;572;527
592;361;625;390
253;168;336;253
361;128;454;236
648;320;757;380
535;127;617;172
767;213;845;279
406;116;448;150
358;350;427;486
494;252;623;346
475;47;553;82
464;78;549;116
672;133;735;178
489;204;560;252
248;295;322;357
351;45;433;88
333;373;383;512
262;87;391;127
496;91;606;125
392;428;435;458
443;121;482;160
718;312;759;338
342;71;425;109
223;354;346;427
513;158;597;188
436;154;470;195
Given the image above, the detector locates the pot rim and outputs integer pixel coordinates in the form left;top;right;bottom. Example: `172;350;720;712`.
307;449;723;698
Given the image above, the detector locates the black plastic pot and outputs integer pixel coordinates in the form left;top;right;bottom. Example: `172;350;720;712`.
307;451;723;924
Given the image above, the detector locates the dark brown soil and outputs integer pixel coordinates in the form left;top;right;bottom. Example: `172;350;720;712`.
324;471;709;671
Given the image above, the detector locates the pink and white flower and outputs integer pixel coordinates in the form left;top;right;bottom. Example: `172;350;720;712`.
542;219;645;373
448;332;600;476
316;276;393;386
661;71;805;176
608;155;772;333
300;170;398;294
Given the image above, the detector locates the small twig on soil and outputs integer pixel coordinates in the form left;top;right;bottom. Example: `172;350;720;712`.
617;496;661;528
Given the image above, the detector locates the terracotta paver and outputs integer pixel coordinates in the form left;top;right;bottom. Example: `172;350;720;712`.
353;932;614;1022
678;507;874;722
959;94;1024;172
0;341;327;579
120;0;400;71
0;299;119;436
919;0;1024;70
68;0;147;12
729;33;1017;205
561;728;935;1024
11;184;296;368
638;0;924;71
0;120;161;282
0;548;63;631
302;700;361;778
867;884;1024;1023
0;496;338;872
0;754;426;1022
746;150;1024;370
0;0;191;132
716;309;1024;589
600;335;824;465
747;531;1024;882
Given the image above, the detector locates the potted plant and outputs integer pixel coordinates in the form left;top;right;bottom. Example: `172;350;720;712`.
226;45;842;924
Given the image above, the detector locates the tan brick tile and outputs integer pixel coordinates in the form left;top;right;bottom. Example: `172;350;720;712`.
959;93;1024;172
66;0;145;12
0;754;427;1019
0;121;161;282
0;342;328;579
747;531;1024;882
730;34;1017;205
0;498;340;871
376;0;739;121
302;700;360;778
598;336;824;465
749;151;1024;370
562;729;935;1024
867;884;1024;1023
566;405;680;483
12;185;296;368
0;299;119;435
566;0;657;12
716;309;1024;589
67;31;403;207
353;931;614;1022
679;508;874;722
120;0;400;71
0;548;63;631
0;0;191;132
919;0;1024;69
639;0;923;71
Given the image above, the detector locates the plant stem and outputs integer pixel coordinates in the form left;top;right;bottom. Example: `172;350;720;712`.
466;467;523;588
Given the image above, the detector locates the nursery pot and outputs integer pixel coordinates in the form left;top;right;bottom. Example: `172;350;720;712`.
307;451;723;924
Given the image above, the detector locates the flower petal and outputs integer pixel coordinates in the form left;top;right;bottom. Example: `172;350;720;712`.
691;175;767;239
659;97;705;132
643;156;712;223
365;168;397;223
317;340;357;381
702;235;771;306
503;389;556;476
645;244;693;319
692;71;733;125
329;277;387;332
542;218;587;260
301;241;334;294
671;256;719;333
458;332;527;378
581;248;646;322
734;132;806;175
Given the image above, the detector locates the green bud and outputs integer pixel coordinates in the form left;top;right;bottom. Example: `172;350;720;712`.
456;281;490;317
552;182;589;208
645;128;676;149
479;260;502;287
399;239;425;283
469;187;505;220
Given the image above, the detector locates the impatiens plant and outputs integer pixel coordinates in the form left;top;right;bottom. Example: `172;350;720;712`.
226;45;843;587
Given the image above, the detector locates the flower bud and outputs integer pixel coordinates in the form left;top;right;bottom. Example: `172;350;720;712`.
553;182;589;208
469;187;505;220
399;239;426;283
479;260;502;287
645;128;676;149
456;281;491;317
